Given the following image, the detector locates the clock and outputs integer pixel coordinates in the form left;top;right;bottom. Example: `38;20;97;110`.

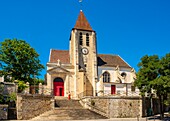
81;47;89;55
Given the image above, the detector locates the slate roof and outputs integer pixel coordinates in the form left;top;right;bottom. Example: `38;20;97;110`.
49;50;131;68
74;10;93;31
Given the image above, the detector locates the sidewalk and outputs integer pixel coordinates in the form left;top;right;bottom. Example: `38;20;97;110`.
6;118;163;121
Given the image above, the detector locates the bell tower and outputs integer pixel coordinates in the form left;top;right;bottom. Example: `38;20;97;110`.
69;10;98;96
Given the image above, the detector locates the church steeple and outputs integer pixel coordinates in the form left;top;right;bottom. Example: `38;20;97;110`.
74;10;93;31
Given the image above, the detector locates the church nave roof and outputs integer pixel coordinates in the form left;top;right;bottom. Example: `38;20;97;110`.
49;49;131;68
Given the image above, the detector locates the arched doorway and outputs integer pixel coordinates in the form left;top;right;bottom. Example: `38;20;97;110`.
53;77;64;96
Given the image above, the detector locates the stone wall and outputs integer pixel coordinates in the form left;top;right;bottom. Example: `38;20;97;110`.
80;96;142;118
0;105;8;120
16;94;54;120
0;82;15;95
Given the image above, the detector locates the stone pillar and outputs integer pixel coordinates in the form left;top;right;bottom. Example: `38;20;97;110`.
39;83;42;94
2;76;4;82
16;95;23;120
25;82;30;94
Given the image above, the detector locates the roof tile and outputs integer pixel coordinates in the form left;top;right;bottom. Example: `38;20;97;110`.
50;50;70;64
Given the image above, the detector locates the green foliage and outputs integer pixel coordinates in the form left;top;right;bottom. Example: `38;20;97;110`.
164;93;170;106
6;92;16;102
31;78;44;85
0;39;44;83
0;84;4;93
0;94;3;103
135;53;170;96
0;84;4;103
135;55;160;95
18;80;28;93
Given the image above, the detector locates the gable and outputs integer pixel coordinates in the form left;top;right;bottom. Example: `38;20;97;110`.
47;66;70;73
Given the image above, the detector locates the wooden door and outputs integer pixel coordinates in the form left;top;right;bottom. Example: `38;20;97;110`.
54;82;64;96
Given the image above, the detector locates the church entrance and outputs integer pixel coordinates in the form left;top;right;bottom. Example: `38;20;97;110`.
53;77;64;96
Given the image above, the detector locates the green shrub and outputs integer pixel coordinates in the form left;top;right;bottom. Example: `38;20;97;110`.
18;81;28;93
6;92;16;102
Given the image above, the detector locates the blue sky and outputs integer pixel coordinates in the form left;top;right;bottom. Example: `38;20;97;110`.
0;0;170;79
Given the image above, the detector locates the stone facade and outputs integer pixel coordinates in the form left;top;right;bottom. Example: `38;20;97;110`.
80;96;142;118
16;94;54;120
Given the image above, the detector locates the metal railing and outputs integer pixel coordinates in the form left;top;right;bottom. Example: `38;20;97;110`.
103;90;140;96
78;90;140;98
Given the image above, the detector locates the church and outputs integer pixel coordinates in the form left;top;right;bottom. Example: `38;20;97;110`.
45;10;137;98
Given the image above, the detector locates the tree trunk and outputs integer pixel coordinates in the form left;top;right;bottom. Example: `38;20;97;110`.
159;95;164;119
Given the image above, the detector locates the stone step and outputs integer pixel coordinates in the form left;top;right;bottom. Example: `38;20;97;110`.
31;108;107;120
55;98;83;109
31;98;107;120
54;96;68;100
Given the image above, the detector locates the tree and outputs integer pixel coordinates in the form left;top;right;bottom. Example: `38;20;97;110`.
135;53;170;119
135;55;160;95
0;39;44;83
151;53;170;119
33;78;44;85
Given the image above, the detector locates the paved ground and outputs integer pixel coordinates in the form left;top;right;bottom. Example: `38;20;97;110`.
6;117;170;121
6;114;170;121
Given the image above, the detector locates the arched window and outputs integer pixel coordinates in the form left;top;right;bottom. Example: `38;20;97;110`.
79;32;83;45
103;72;110;83
86;33;89;46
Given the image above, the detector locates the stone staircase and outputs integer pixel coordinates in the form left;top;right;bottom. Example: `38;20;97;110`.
31;97;107;120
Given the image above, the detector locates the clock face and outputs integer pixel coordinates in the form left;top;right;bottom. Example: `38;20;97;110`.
81;47;89;55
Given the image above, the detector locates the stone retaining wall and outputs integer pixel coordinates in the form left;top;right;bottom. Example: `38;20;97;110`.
81;96;142;118
0;104;8;120
16;94;54;120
